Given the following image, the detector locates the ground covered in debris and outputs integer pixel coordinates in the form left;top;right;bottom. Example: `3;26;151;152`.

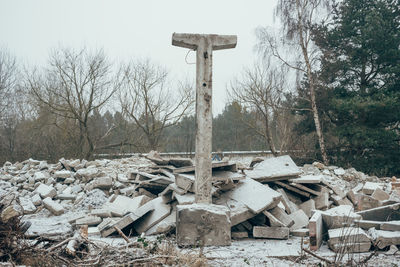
1;153;400;266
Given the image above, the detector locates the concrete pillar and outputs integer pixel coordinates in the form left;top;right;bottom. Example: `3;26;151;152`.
172;33;237;203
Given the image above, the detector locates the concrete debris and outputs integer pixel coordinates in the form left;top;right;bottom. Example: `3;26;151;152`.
1;153;399;254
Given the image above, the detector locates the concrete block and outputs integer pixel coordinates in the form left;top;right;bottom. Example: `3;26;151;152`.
104;195;151;216
33;171;48;181
355;220;382;230
31;194;42;206
176;204;231;247
35;183;56;198
19;197;36;214
54;170;72;179
90;209;112;218
381;221;400;231
263;210;285;227
75;216;102;226
231;231;248;239
371;187;390;201
56;193;76;200
321;205;361;229
174;193;195;205
215;193;255;226
357;194;381;210
290;228;309;237
299;199;315;218
309;211;324;251
362;182;383;195
43;197;64;215
313;189;329;210
329;242;371;253
175;173;195;192
369;228;400;249
76;167;99;182
253;226;289;239
88;227;100;236
269;206;295;228
92;176;112;190
226;177;282;214
134;197;171;234
328;227;371;245
288;209;309;230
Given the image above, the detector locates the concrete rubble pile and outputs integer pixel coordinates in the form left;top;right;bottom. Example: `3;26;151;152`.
1;151;400;254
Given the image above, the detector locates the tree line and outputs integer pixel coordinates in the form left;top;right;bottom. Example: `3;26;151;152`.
0;0;399;176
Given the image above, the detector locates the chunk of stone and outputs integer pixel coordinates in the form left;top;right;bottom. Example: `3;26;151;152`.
175;173;195;192
362;182;383;195
371;187;390;201
174;193;195;205
381;221;400;231
226;177;282;214
369;228;400;249
35;183;57;198
290;228;309;237
253;226;289;239
34;171;48;181
269;206;295;228
299;199;315;218
19;197;36;214
134;197;171;234
31;194;42;206
215;193;254;226
231;231;248;239
56;193;76;200
97;217;118;232
276;188;298;214
1;204;23;222
355;220;382;230
357;194;382;210
75;216;102;226
90;209;112;218
54;170;72;179
104;195;151;215
92;176;112;190
43;197;65;215
321;205;361;229
328;227;371;245
145;210;176;235
329;242;371;253
288;209;309;230
244;155;301;182
357;203;400;221
25;217;72;238
313;189;329;210
176;204;231;247
88;227;100;236
263;210;285;227
333;168;345;176
76;167;99;182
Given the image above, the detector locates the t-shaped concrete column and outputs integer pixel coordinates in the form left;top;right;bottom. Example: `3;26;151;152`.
172;33;237;203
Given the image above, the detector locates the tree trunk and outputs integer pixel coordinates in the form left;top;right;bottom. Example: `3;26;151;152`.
265;111;278;156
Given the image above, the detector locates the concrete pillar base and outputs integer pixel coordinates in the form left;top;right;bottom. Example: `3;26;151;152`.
176;204;231;247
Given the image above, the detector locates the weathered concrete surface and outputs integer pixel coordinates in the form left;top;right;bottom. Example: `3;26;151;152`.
134;197;171;234
371;187;390;201
309;211;324;251
215;196;254;226
288;209;309;230
321;205;361;229
176;204;231;246
381;221;400;231
357;194;381;210
43;197;64;215
244;155;301;182
172;33;237;204
290;228;309;237
226;177;282;214
276;188;298;214
145;209;176;236
253;226;289;239
355;220;382;230
299;199;315;218
175;173;195;192
75;215;102;226
362;182;384;195
269;206;295;228
328;227;371;245
357;203;400;221
35;183;56;198
290;175;322;184
369;228;400;249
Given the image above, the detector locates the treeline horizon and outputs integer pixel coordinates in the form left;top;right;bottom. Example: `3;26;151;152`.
0;0;399;177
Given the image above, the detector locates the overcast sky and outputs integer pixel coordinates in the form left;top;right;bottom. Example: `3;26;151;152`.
0;0;278;114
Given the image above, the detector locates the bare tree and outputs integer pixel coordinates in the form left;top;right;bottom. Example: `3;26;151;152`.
27;47;118;159
230;61;291;156
119;59;193;151
256;0;331;164
0;49;17;119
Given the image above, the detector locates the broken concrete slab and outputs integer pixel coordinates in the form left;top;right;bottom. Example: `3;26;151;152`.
244;155;301;182
35;183;56;198
355;220;382;230
290;228;309;237
104;195;151;215
215;195;254;226
92;176;113;190
369;228;400;249
176;204;231;247
357;203;400;221
357;194;382;210
276;188;298;214
134;197;171;234
231;231;248;239
212;170;245;182
362;182;384;195
328;227;371;245
90;209;112;218
329;242;371;253
290;183;321;196
321;205;361;229
274;181;311;198
288;209;309;230
289;175;322;184
226;177;281;214
43;197;65;215
75;216;102;226
381;221;400;231
145;209;176;236
313;189;330;210
175;173;195;192
253;226;289;239
76;167;99;182
174;193;195;205
168;157;193;168
269;206;295;228
309;211;324;251
19;197;36;214
299;199;315;218
371;187;390;201
263;210;286;227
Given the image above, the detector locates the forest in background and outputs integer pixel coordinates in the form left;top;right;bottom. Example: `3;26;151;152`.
0;0;399;176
